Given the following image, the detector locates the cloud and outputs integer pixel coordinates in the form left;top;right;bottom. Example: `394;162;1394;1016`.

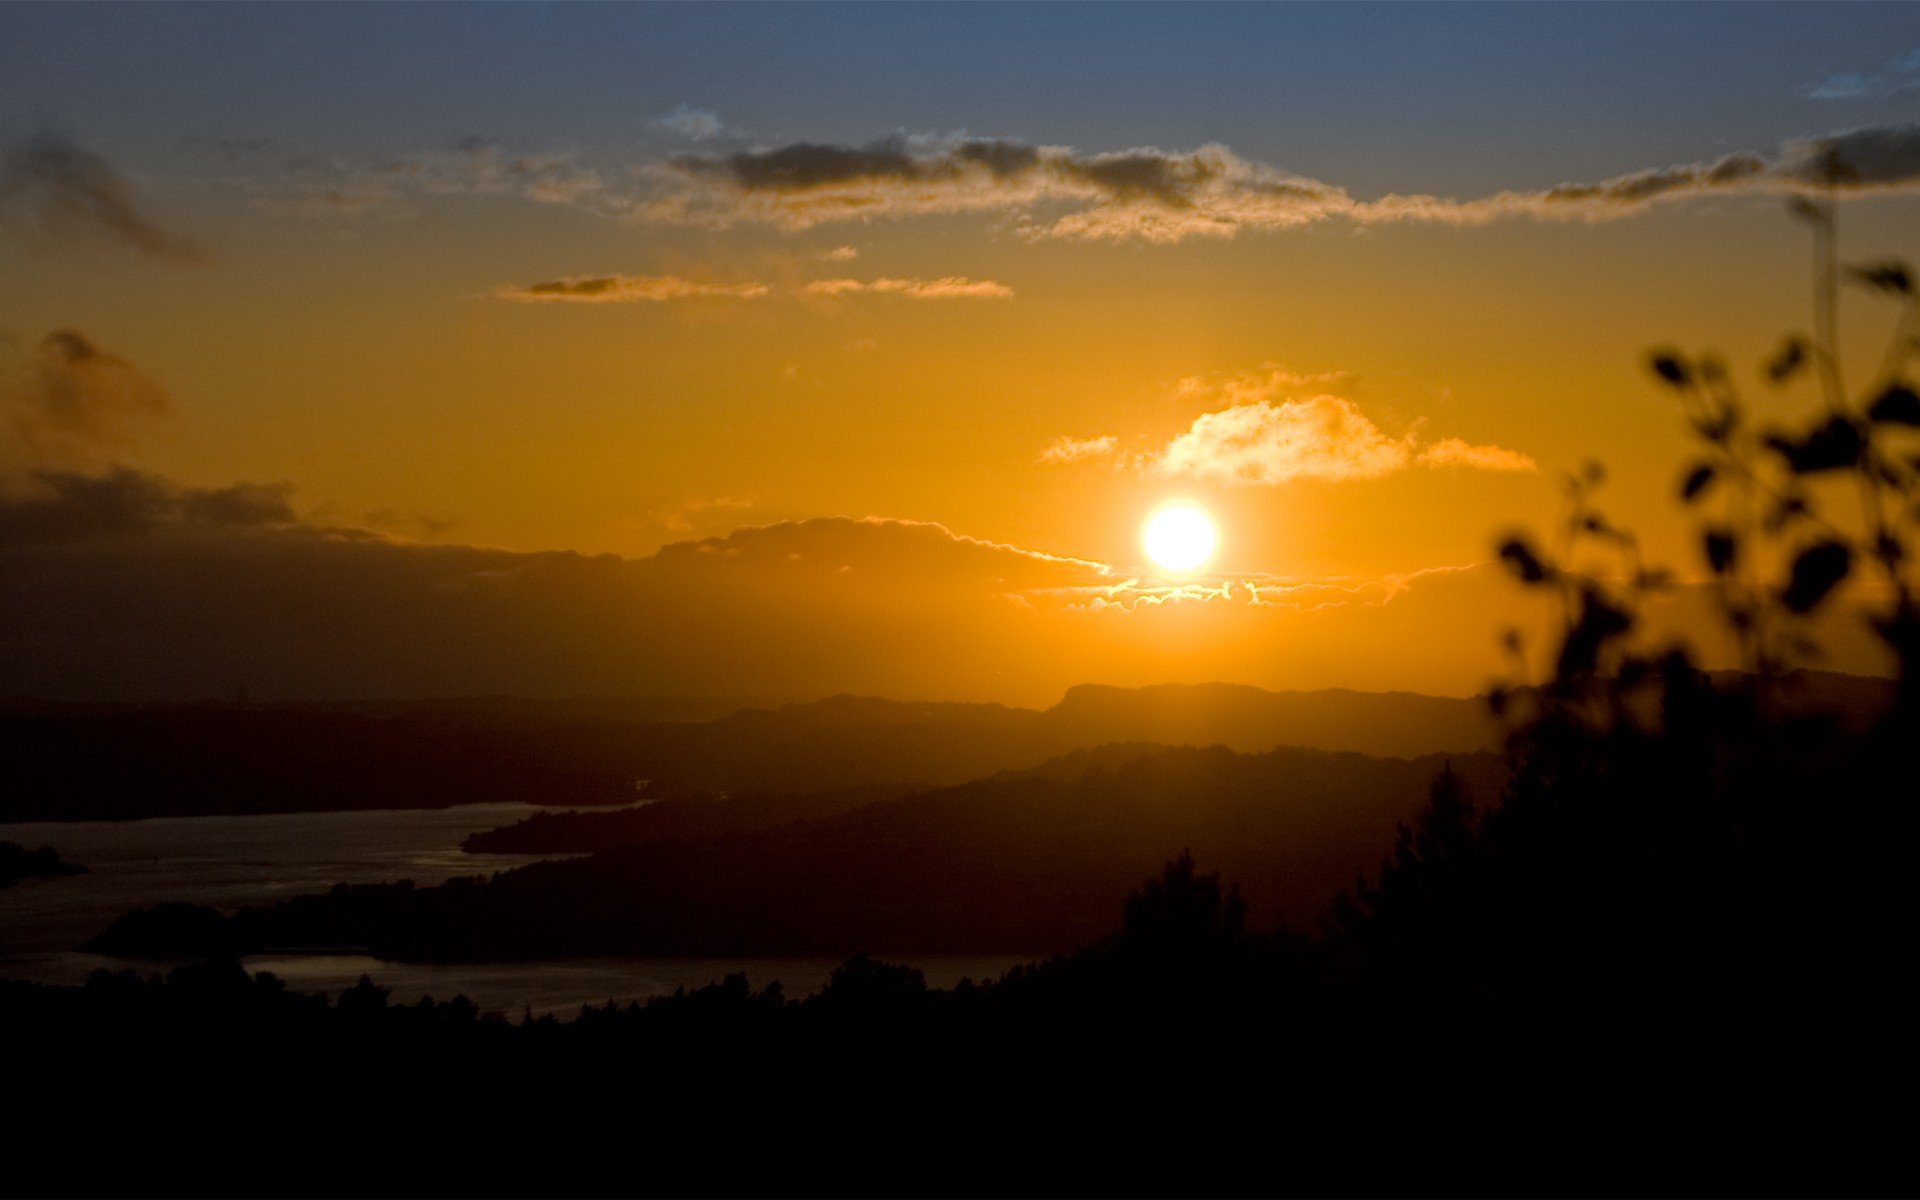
1418;438;1538;473
822;245;860;262
360;509;455;540
1036;435;1119;466
0;499;1133;703
492;274;1008;304
0;467;292;544
1806;49;1920;102
260;122;1920;244
263;140;631;220
493;274;771;303
3;467;1897;703
800;276;1013;300
1809;74;1881;102
651;106;729;142
1152;394;1538;485
0;133;206;263
643;124;1920;241
1048;366;1534;485
645;135;1352;242
653;495;754;533
1361;125;1920;224
654;516;1113;590
1157;395;1414;485
2;330;172;470
0;334;297;544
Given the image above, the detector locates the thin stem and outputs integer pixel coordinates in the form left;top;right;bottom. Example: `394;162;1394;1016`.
1871;297;1920;389
1813;200;1848;411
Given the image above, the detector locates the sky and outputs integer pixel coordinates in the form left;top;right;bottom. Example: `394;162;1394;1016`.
4;2;1919;704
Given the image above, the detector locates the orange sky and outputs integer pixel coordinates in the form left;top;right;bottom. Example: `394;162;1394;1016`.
5;6;1920;701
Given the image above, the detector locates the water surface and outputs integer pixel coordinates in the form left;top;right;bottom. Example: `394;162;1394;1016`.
0;804;1025;1015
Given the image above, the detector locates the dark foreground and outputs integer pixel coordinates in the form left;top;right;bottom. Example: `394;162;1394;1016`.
8;679;1915;1197
9;648;1919;1195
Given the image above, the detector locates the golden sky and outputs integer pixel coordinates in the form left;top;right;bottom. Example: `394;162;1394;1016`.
4;5;1918;701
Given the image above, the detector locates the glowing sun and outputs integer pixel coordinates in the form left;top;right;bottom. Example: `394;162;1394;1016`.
1142;502;1217;573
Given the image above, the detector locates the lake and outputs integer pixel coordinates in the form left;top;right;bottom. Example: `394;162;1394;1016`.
0;804;1025;1016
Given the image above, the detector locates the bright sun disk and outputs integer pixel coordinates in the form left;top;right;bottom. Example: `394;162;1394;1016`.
1142;503;1217;573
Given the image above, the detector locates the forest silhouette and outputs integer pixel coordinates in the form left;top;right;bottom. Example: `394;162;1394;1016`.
7;209;1920;1196
0;840;82;887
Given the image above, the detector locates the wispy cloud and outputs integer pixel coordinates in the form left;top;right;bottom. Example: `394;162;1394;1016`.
493;274;771;303
652;494;755;532
257;123;1920;244
1417;437;1538;473
1806;49;1920;102
650;105;730;142
0;133;206;263
2;330;172;471
492;273;1008;304
1036;435;1118;465
649;124;1920;241
262;139;629;220
800;276;1012;300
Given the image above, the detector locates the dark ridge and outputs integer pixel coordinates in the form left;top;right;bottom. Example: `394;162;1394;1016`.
88;744;1508;961
0;840;84;888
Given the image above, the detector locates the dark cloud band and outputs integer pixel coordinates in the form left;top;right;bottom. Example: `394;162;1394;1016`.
0;133;206;263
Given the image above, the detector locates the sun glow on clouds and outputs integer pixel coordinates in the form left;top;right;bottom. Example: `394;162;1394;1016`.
490;273;1012;304
493;274;770;303
1040;367;1536;485
801;276;1013;300
1036;434;1118;465
1158;395;1412;485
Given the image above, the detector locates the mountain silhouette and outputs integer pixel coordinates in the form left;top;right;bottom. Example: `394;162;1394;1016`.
1;680;1515;822
88;742;1507;960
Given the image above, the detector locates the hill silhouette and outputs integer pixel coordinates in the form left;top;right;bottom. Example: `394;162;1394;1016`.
10;674;1889;825
0;841;84;888
87;743;1508;959
0;680;1511;823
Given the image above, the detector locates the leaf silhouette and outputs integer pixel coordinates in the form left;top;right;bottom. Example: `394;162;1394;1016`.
1555;588;1633;677
1704;527;1738;575
1867;383;1920;427
1847;261;1913;296
1767;416;1864;474
1787;195;1828;224
1680;463;1717;503
1762;491;1810;534
1874;532;1906;568
1648;351;1691;388
1780;541;1852;614
1497;537;1549;584
1767;337;1808;383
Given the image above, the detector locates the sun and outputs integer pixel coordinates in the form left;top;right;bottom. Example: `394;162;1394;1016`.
1142;502;1218;573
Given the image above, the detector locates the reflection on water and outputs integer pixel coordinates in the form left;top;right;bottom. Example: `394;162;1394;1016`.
237;953;1022;1018
0;803;563;960
0;804;1027;1015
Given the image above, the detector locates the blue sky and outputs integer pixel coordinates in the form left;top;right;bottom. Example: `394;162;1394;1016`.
8;2;1920;193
